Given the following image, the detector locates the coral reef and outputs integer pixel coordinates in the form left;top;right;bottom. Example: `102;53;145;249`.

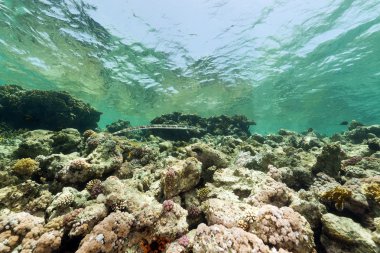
0;85;101;131
106;119;131;133
1;113;380;252
150;112;255;140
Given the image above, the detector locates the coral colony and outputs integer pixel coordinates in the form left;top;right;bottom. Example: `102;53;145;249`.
0;85;380;252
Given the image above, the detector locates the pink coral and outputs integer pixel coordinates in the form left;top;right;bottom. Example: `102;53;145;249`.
253;205;316;253
0;211;62;253
177;235;189;247
77;211;134;253
248;180;293;207
267;164;282;181
187;205;201;217
193;223;271;253
163;199;175;212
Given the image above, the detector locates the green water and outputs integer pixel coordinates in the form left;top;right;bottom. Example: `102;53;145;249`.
0;0;380;134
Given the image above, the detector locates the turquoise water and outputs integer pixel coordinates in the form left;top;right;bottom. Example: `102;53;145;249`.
0;0;380;134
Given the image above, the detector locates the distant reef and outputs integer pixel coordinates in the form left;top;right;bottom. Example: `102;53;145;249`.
148;112;256;140
0;85;101;131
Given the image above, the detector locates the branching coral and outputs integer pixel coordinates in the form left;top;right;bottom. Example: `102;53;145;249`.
196;187;211;201
12;158;39;176
69;158;91;171
320;186;352;211
86;179;104;198
363;183;380;203
162;199;175;212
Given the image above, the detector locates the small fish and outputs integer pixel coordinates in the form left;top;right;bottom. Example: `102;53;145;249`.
340;121;349;125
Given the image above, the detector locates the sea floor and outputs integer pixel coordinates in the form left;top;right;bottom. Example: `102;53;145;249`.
0;120;380;253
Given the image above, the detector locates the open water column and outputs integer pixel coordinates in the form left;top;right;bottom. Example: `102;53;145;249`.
0;1;380;252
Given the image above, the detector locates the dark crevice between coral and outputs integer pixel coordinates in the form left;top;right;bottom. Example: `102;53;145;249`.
59;234;82;253
233;188;251;200
314;223;327;253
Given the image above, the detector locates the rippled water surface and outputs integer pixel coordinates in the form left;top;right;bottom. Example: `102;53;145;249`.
1;0;380;134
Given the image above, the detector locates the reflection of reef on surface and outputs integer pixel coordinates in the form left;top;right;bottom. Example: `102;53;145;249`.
0;85;101;131
1;117;380;252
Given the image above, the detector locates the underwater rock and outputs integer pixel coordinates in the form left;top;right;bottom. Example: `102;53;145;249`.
345;124;380;143
3;120;380;252
207;166;287;204
102;176;156;213
234;150;274;172
162;157;202;199
312;143;344;179
130;199;188;244
186;143;229;169
57;133;123;184
14;130;53;158
321;213;379;253
272;166;313;190
298;134;324;150
77;211;134;253
0;180;47;213
51;128;82;154
36;152;80;183
368;138;380;152
0;85;101;131
14;128;82;159
202;198;257;228
105;119;131;133
68;203;108;237
205;114;255;137
348;120;365;131
373;218;380;245
290;190;327;230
